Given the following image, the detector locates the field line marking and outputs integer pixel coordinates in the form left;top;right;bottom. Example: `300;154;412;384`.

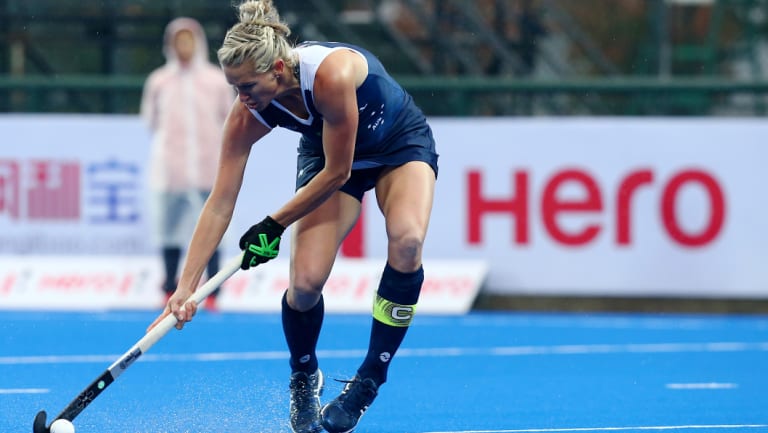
0;388;49;394
1;341;767;365
420;424;768;433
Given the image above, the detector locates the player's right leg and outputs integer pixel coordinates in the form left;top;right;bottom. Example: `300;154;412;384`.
285;189;361;433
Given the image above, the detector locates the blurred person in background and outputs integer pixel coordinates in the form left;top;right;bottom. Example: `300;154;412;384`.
148;0;439;432
140;17;234;311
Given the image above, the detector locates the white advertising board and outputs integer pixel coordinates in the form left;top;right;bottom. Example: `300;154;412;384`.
412;117;768;297
0;256;487;313
1;115;766;298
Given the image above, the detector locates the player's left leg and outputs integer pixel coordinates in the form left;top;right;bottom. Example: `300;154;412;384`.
287;189;361;433
321;161;436;433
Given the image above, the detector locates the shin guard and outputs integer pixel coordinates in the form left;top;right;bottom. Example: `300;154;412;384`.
358;264;424;385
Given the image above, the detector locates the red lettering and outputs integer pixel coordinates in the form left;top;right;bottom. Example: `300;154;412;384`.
0;274;15;295
0;160;21;219
222;275;249;297
468;170;529;245
466;167;725;248
662;170;725;247
353;275;371;298
541;169;603;246
118;274;133;295
421;277;474;296
616;169;654;245
322;275;373;299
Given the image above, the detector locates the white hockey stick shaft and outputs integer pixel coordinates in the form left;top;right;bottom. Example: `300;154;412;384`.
108;252;243;377
40;252;244;425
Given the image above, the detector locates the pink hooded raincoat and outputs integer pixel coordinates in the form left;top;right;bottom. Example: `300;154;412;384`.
140;17;233;193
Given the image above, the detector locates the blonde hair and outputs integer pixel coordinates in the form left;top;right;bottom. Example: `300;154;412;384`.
217;0;295;73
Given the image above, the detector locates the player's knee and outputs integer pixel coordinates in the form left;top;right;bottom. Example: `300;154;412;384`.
291;275;324;295
388;233;423;271
287;284;322;311
289;272;327;310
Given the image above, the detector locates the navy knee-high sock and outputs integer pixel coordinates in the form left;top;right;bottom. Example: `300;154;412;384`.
358;263;424;386
282;291;324;374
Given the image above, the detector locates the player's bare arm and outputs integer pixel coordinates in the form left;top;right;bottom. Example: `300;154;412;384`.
180;101;268;285
271;50;367;227
150;101;269;330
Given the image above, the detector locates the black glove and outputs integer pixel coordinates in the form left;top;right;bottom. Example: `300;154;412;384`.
239;216;285;270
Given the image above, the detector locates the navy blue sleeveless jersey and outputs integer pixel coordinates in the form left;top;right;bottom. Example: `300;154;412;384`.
247;42;438;191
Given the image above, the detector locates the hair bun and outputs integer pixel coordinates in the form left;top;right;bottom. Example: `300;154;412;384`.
238;0;290;36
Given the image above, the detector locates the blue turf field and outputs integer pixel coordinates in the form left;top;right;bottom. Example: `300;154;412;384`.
1;310;767;433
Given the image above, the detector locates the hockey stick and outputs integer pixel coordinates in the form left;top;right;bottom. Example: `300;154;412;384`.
32;252;243;433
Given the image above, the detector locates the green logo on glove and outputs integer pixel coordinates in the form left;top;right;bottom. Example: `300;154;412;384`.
247;233;280;263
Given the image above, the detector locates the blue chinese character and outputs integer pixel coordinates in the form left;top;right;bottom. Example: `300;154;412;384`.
87;159;141;223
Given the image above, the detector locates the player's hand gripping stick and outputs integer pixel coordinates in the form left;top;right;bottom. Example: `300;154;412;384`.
239;215;285;270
